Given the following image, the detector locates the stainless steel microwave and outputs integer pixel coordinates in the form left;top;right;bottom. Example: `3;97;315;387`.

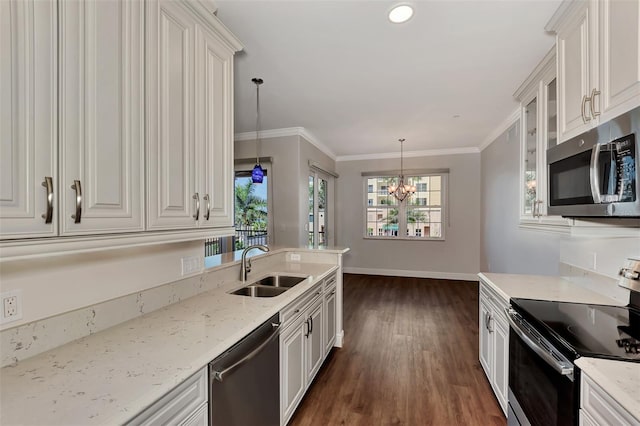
547;106;639;218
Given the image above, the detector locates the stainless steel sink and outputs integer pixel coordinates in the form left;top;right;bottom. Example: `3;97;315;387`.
231;285;288;297
230;275;308;298
254;275;307;288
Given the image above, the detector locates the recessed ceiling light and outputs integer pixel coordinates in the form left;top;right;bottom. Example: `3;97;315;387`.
388;4;414;24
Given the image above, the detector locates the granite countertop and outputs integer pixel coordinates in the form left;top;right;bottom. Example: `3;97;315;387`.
0;261;339;426
479;272;639;422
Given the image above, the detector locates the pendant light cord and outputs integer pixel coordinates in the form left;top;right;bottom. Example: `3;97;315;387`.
252;78;264;165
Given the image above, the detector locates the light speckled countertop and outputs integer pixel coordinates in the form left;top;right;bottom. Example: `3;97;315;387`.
479;272;639;422
576;358;640;421
0;261;338;426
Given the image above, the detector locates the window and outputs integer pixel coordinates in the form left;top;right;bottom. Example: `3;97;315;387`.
363;174;446;240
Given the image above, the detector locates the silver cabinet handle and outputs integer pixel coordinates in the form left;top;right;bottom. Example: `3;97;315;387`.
212;322;281;382
304;318;310;338
487;313;493;333
581;95;592;123
193;193;200;220
590;88;601;118
70;180;82;223
204;194;211;221
309;316;313;335
41;177;53;224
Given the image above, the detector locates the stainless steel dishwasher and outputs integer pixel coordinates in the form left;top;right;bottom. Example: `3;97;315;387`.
209;312;281;426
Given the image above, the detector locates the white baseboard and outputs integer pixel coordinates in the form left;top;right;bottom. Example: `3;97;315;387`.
342;267;478;282
335;330;344;348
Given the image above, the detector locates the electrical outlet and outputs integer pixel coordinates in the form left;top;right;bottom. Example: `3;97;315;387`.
181;256;202;276
290;253;301;262
1;290;23;324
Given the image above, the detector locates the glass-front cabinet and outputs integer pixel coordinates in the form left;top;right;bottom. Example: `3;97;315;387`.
514;49;568;231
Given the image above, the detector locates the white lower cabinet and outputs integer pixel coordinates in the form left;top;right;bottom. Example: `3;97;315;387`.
280;271;338;425
323;282;337;353
127;368;207;426
580;373;639;426
479;280;509;416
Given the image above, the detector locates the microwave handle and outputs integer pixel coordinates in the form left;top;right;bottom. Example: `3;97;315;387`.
589;143;602;203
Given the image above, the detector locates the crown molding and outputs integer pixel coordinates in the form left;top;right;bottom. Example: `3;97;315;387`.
336;146;479;162
478;107;521;152
235;127;337;160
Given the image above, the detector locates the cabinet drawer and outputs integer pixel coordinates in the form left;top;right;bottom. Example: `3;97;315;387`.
281;283;322;326
581;374;638;426
127;368;207;426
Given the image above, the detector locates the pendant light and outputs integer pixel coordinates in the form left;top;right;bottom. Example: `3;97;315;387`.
388;138;416;202
251;77;264;183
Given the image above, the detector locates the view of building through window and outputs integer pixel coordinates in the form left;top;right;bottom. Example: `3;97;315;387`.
365;175;444;239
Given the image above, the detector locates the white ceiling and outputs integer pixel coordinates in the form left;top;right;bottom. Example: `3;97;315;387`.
216;0;561;159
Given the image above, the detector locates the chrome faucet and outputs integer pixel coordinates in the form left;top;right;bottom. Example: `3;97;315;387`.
240;244;269;282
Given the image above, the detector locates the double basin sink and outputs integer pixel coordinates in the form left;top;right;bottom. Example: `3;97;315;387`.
231;275;308;298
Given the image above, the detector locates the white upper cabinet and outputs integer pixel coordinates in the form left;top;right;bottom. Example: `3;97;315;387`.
549;0;640;143
59;0;145;235
514;49;568;230
0;0;58;239
147;0;237;230
195;25;234;229
146;0;197;230
1;0;241;254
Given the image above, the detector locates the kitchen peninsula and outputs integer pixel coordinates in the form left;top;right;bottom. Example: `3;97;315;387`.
0;247;348;425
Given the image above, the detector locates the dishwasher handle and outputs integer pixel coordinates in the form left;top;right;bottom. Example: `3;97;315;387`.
213;322;281;382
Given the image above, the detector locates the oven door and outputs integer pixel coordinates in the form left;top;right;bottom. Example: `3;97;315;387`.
506;308;578;426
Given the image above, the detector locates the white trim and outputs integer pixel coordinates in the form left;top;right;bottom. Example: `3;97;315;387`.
337;147;479;162
478;108;521;151
343;267;478;282
234;127;337;160
0;228;235;262
334;330;344;348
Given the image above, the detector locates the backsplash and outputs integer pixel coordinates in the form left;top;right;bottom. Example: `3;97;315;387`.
559;262;630;304
0;251;291;367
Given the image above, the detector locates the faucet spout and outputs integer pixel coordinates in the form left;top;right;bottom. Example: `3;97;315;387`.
240;244;270;282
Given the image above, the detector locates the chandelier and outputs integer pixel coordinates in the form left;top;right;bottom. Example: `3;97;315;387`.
251;77;264;183
388;138;416;202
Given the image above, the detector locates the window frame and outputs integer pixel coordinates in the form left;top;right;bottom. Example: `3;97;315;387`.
362;172;447;241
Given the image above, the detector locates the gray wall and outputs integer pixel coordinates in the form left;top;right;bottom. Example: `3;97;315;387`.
234;135;337;247
480;120;561;275
335;153;481;280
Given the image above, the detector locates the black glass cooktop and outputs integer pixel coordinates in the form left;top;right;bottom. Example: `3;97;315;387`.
511;298;640;362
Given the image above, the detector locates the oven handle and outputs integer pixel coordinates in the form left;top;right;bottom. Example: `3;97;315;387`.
589;143;602;203
505;308;574;378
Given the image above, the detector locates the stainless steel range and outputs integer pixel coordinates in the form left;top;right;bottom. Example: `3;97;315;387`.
506;258;640;426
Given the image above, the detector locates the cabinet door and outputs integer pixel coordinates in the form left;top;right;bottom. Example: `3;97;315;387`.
479;296;492;380
146;0;197;230
324;288;336;354
597;0;640;121
59;0;144;235
280;319;307;426
195;25;234;228
557;2;594;142
0;0;57;239
306;298;324;383
492;315;509;416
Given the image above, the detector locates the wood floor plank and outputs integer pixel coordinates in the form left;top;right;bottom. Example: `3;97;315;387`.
288;274;506;426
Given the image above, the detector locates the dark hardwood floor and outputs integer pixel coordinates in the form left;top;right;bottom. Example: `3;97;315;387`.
288;274;506;426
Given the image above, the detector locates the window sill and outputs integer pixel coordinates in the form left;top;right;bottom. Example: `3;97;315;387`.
363;236;445;242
